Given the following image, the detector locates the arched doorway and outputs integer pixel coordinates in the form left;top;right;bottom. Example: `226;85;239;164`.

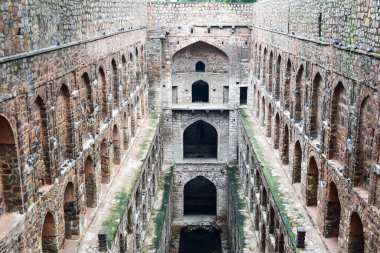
35;96;51;185
293;141;302;183
274;113;280;149
274;54;281;100
329;82;347;163
284;59;291;110
355;97;375;189
84;156;96;207
113;125;121;165
348;212;364;253
57;84;73;159
0;115;21;213
42;212;59;252
183;176;216;215
192;80;209;102
99;67;108;122
281;125;289;165
266;103;272;137
111;59;119;108
294;65;304;123
123;112;129;150
64;182;79;239
183;120;217;158
310;73;321;139
324;182;341;239
306;157;319;206
101;139;110;183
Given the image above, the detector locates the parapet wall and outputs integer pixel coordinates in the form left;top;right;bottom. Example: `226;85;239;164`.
147;3;253;29
0;1;147;57
252;0;380;52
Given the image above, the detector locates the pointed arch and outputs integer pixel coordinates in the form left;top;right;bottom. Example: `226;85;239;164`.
284;59;291;110
306;156;319;206
122;55;128;98
57;84;73;160
355;97;375;189
274;113;280;149
183;176;217;215
63;182;79;239
266;103;272;137
113;125;121;165
263;48;267;84
268;51;274;93
100;139;110;184
84;156;96;207
192;80;209;103
42;212;59;252
123;112;129;150
172;41;228;73
293;141;302;183
111;59;119;109
310;72;322;139
324;182;341;238
98;67;108;121
82;72;93;115
275;54;281;100
183;120;217;158
329;82;347;162
281;124;290;164
348;212;364;253
258;45;262;79
294;65;304;123
35;96;51;185
0;115;22;213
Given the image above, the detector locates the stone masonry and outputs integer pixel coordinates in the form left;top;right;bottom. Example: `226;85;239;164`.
0;1;379;253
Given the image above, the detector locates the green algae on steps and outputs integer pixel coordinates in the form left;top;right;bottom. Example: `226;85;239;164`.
137;112;160;160
102;112;160;246
239;108;297;247
227;167;247;248
102;169;140;246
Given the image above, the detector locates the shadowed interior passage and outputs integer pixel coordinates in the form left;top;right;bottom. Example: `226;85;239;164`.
183;120;217;158
184;176;217;215
179;226;222;253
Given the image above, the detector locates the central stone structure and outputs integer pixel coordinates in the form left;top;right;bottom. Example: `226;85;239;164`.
0;1;379;253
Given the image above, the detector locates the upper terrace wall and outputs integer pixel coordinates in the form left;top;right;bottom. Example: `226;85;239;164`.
0;0;147;57
147;3;253;28
252;0;380;52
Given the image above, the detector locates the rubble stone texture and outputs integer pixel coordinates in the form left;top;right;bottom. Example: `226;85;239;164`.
0;1;379;253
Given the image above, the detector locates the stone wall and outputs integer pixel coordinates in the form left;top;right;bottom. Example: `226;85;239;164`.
252;0;380;52
0;18;149;251
0;0;147;56
237;118;293;253
147;3;252;110
170;163;230;251
147;3;253;29
250;6;380;250
109;125;164;253
163;110;235;164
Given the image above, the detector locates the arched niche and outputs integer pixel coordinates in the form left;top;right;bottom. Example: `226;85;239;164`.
172;41;228;73
183;120;217;158
183;176;217;215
